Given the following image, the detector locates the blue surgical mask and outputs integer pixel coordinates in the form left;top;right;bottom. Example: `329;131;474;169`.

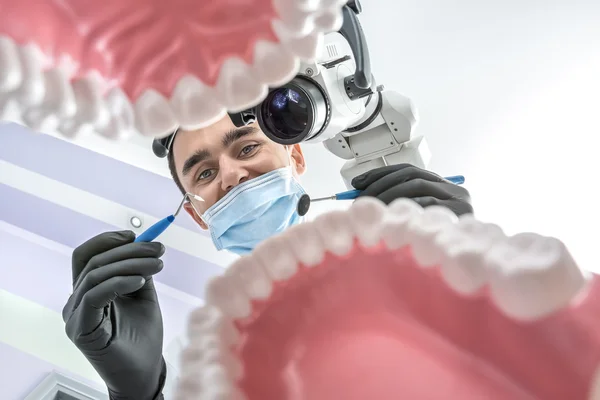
199;167;306;255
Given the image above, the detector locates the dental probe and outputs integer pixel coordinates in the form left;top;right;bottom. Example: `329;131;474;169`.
134;193;204;243
296;175;465;217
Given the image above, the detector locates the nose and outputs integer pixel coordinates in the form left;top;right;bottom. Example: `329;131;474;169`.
219;158;249;192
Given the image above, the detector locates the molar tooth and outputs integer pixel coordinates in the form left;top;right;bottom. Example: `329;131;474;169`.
97;87;136;140
13;43;45;108
380;198;423;250
484;232;588;321
280;222;326;267
273;0;315;35
134;89;178;138
23;67;76;133
59;72;108;138
409;206;457;267
0;36;22;92
284;32;323;62
187;306;240;346
205;272;252;319
314;8;344;33
227;255;273;300
170;75;226;131
254;236;299;281
314;209;356;256
183;336;243;381
348;197;387;247
201;364;246;399
252;40;300;87
215;57;268;112
435;215;505;295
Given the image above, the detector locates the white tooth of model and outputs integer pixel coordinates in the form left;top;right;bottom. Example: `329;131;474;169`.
273;0;316;35
226;255;274;300
348;197;388;248
187;306;239;346
485;232;589;321
0;36;23;92
435;216;505;295
97;87;136;140
380;199;424;250
59;72;109;138
408;206;458;267
281;223;326;267
283;31;323;62
252;40;300;87
314;210;356;256
134;89;178;138
314;8;344;33
23;66;76;132
205;270;253;319
170;75;226;131
215;57;268;113
13;43;46;109
254;236;300;281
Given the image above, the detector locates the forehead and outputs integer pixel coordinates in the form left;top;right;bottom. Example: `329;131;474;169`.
173;116;236;157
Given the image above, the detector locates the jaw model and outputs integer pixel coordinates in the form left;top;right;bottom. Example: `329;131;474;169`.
0;0;346;139
176;198;600;400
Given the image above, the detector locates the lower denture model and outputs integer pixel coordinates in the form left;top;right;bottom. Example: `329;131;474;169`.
177;198;600;400
0;0;345;139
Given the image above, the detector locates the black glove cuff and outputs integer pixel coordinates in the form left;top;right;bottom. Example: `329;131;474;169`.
151;357;168;400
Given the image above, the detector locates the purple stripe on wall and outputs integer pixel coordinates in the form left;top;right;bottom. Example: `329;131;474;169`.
0;342;107;400
0;122;205;234
0;184;224;299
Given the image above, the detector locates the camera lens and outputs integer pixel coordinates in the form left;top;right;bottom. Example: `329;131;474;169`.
258;78;328;144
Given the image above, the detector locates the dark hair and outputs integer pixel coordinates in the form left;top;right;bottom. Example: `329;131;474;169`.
167;142;186;195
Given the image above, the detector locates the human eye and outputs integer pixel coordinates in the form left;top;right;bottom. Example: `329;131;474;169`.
196;168;215;182
240;144;259;157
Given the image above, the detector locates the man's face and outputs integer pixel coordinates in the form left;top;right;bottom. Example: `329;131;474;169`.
173;115;306;229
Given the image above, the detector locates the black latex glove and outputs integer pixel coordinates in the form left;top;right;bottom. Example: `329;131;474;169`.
62;231;167;400
352;164;474;217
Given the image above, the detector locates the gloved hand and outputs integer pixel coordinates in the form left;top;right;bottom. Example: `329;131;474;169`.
351;164;474;217
62;231;167;400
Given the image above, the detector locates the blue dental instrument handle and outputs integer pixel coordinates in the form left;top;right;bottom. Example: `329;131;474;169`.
335;175;466;200
134;215;175;242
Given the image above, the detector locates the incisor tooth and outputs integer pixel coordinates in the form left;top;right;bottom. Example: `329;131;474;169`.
0;36;22;92
485;232;588;321
170;75;226;131
134;89;178;138
252;40;300;87
215;57;268;112
348;197;387;247
436;216;505;295
59;73;108;138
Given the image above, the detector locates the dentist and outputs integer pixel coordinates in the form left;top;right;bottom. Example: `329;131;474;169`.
62;114;473;399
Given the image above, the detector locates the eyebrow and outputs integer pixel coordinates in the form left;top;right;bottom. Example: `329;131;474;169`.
181;126;259;177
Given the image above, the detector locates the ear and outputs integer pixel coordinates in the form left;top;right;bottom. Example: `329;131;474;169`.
183;202;208;230
288;144;306;176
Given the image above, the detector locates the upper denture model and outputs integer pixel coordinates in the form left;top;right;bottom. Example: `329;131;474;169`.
0;0;346;139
